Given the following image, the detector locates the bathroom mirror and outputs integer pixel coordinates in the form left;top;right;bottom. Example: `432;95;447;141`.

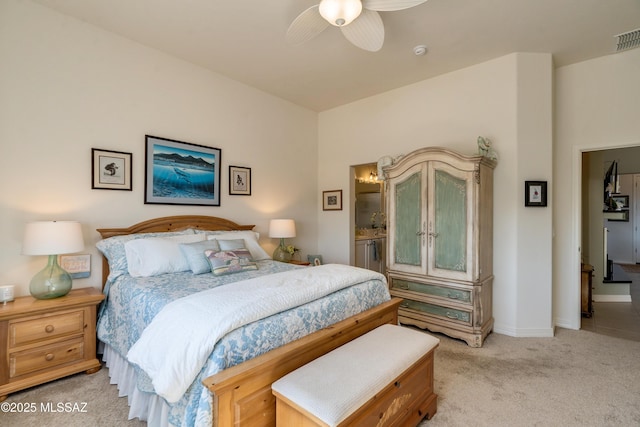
354;163;384;230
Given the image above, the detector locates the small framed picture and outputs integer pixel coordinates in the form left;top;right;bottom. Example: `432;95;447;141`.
525;181;547;207
611;195;629;209
92;148;132;190
59;254;91;279
323;190;343;211
229;166;251;196
307;255;323;266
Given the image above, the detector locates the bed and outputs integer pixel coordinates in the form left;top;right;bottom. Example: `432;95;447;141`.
95;215;401;427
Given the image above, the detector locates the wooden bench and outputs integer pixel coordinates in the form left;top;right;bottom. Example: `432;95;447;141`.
271;324;439;427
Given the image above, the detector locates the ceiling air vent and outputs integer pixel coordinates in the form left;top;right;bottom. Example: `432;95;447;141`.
615;28;640;52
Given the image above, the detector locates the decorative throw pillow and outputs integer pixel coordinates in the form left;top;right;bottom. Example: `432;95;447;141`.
204;231;271;260
205;248;258;276
179;240;221;274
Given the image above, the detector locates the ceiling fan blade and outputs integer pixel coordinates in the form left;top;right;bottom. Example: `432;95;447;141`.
341;9;384;52
286;5;330;45
362;0;428;12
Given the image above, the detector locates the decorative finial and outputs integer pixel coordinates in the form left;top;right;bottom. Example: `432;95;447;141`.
477;136;498;161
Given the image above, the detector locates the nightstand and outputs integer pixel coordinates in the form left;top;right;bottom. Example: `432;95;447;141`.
0;287;104;401
288;260;311;266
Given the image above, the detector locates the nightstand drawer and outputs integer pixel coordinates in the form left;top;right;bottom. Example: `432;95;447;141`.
9;337;85;378
9;310;84;347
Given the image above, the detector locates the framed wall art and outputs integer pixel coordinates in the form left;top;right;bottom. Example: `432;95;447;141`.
611;195;629;209
229;166;251;196
323;189;343;211
524;181;547;207
92;148;132;190
144;135;221;206
59;254;91;279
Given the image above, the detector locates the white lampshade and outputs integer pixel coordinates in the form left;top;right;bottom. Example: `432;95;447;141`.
23;221;84;255
319;0;363;26
269;219;296;239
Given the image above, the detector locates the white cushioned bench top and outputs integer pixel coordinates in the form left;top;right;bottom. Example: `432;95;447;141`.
272;324;439;427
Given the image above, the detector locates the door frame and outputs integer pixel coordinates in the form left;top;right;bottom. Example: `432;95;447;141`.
574;142;640;330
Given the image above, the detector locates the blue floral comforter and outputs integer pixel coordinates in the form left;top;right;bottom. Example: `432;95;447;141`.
97;260;390;426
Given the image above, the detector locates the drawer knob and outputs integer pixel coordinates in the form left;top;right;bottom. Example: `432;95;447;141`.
45;353;55;362
447;293;460;300
45;325;55;333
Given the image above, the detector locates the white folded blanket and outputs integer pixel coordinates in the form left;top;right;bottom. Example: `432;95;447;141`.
126;264;384;403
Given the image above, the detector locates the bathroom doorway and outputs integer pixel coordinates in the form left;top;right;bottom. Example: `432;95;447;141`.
352;163;386;273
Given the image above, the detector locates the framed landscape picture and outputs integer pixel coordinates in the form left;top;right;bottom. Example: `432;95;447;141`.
144;135;221;206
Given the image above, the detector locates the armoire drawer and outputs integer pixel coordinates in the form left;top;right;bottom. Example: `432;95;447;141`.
399;298;471;325
391;278;471;304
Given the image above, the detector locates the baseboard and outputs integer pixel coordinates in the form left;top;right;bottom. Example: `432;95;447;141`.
592;294;632;303
493;324;555;338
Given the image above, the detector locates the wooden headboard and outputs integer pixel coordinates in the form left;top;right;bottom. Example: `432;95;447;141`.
96;215;255;289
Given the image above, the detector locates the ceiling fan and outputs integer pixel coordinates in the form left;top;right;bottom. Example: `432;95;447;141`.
286;0;428;52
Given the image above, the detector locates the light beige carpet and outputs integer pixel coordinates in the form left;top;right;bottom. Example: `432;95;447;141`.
0;364;144;427
420;327;640;427
2;327;640;426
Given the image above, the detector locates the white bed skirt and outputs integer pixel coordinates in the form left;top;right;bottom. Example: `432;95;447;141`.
102;343;170;426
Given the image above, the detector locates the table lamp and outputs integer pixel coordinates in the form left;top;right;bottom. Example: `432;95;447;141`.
22;221;84;299
269;219;296;262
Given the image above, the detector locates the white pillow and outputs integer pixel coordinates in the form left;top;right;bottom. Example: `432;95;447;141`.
96;229;196;277
125;234;205;277
206;230;271;260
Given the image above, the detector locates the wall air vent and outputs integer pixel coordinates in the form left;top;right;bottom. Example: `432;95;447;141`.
615;28;640;52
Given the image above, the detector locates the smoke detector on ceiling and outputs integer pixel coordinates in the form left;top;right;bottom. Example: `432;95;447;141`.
413;45;427;56
614;28;640;52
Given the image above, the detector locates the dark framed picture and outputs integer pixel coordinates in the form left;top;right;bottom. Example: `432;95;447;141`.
323;190;343;211
611;195;629;209
525;181;547;207
229;166;251;196
144;135;221;206
92;148;132;190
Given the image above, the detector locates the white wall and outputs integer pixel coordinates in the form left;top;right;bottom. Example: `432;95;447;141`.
317;53;554;337
554;48;640;329
0;0;319;297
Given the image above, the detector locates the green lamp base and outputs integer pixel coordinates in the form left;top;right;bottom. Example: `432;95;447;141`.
29;255;72;299
272;241;292;263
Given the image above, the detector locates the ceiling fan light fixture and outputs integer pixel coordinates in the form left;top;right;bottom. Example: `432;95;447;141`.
319;0;363;27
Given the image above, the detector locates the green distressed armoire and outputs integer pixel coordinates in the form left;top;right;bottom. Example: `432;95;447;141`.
384;147;495;347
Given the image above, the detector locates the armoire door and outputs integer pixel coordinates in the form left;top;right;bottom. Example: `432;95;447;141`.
387;163;427;275
426;161;476;281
